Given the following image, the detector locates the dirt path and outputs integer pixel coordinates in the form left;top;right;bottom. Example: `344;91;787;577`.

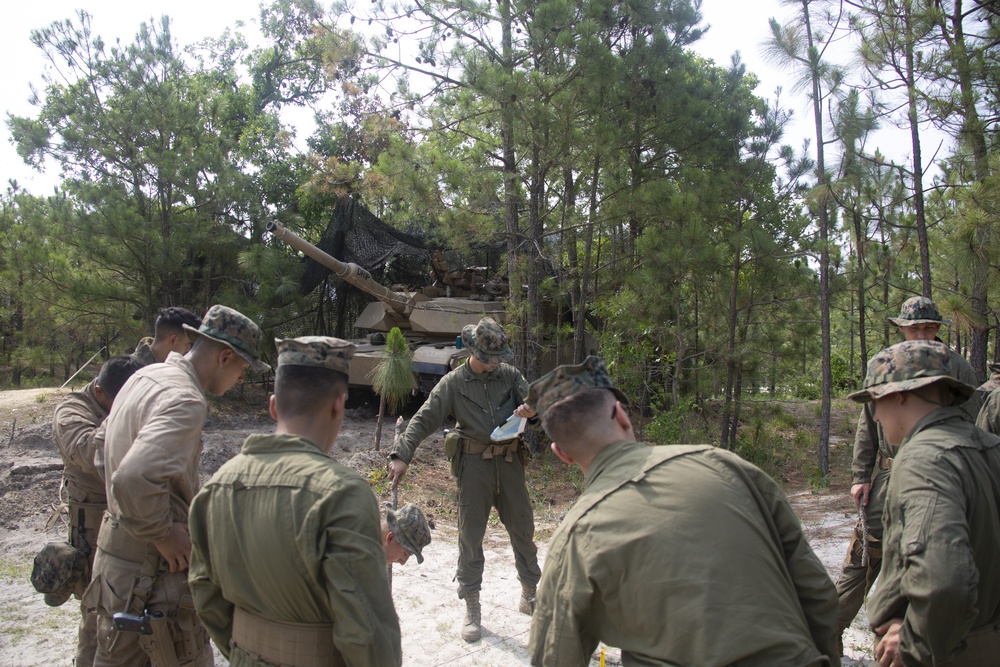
0;387;873;666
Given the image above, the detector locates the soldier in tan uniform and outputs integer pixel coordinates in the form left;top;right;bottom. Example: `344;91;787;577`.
85;305;267;667
132;306;201;365
387;317;540;643
189;336;402;667
836;297;980;648
51;355;143;666
526;357;839;667
847;340;1000;666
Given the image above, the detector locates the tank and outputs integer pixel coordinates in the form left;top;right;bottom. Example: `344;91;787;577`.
267;220;509;394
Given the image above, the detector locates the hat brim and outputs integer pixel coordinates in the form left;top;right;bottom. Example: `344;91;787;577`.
847;374;974;403
888;317;952;327
385;508;423;564
183;324;270;374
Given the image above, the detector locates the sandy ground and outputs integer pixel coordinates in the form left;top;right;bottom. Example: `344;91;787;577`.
0;387;874;666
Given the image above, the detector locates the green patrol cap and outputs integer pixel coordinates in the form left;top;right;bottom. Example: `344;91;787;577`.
847;340;974;405
527;356;629;420
386;503;431;564
461;317;513;365
275;336;354;375
183;305;270;374
888;296;952;327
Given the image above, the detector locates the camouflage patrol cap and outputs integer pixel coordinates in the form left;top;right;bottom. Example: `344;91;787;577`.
386;503;431;564
183;305;270;374
461;317;513;365
527;356;629;419
888;296;952;327
847;340;975;404
30;542;87;607
275;336;354;375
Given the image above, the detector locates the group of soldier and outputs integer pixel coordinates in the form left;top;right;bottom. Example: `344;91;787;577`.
34;295;1000;666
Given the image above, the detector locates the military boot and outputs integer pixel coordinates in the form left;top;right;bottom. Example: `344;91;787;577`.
462;591;482;643
518;582;536;615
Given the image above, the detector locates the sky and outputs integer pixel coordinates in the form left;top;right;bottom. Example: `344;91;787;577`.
0;0;919;197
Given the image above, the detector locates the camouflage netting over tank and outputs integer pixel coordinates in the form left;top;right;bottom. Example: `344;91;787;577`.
300;197;503;294
297;197;505;339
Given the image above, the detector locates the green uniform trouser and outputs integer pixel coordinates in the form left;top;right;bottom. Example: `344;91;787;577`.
837;467;889;634
455;450;541;599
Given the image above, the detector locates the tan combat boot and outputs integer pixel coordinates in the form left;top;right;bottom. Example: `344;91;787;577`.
518;582;536;615
462;591;482;643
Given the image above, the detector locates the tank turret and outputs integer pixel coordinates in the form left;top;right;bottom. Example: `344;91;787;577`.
267;220;505;393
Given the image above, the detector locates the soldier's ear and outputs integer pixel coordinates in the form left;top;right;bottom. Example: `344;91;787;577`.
551;442;574;465
268;394;278;421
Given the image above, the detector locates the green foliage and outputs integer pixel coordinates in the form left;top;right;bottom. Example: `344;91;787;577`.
370;327;415;414
831;353;858;392
734;416;784;482
644;399;699;445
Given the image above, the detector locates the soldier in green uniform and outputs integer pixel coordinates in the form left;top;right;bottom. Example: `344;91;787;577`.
382;503;432;565
974;362;1000;435
847;340;1000;666
189;336;402;667
50;355;143;667
973;361;1000;404
526;357;839;667
387;317;540;643
132;306;201;365
836;297;981;648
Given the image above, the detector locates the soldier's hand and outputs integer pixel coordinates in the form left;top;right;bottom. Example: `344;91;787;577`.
388;458;409;487
153;523;192;573
851;483;871;509
514;403;537;419
873;619;904;666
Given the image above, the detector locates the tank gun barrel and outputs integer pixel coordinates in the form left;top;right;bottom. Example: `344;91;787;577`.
266;220;413;315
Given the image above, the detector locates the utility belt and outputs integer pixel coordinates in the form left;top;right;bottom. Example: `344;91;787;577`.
232;606;344;667
461;437;519;463
100;512;207;666
877;455;894;471
96;512;164;563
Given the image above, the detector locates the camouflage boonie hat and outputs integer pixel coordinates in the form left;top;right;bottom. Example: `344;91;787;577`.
183;305;270;374
386;503;431;564
527;356;629;420
888;296;952;327
275;336;354;375
847;340;975;404
30;542;87;607
988;361;1000;376
461;317;513;365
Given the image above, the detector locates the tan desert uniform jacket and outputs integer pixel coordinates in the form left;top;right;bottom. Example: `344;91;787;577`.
869;407;1000;666
529;441;838;667
392;361;529;462
102;352;207;539
852;346;980;485
54;379;109;510
188;434;402;667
